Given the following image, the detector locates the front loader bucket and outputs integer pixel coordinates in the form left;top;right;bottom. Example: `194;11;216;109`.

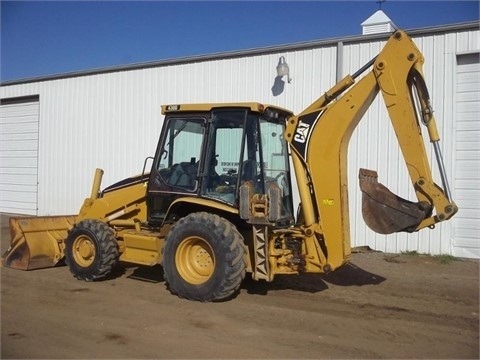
359;169;432;234
2;215;77;270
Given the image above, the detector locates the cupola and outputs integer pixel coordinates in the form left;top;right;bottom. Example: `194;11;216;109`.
361;10;397;35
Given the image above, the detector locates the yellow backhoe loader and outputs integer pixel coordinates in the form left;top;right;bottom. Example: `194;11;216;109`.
2;30;457;301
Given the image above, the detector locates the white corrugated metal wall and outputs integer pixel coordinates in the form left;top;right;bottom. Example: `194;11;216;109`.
1;24;478;257
452;52;480;258
0;98;39;214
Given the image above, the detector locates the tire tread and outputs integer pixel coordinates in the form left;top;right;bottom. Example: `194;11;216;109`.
163;212;246;301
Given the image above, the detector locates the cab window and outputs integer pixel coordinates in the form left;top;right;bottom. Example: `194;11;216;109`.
157;117;204;191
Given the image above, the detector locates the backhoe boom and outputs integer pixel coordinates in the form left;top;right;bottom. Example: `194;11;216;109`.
285;30;457;271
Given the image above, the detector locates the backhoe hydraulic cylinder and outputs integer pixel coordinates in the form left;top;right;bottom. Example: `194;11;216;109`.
291;152;315;226
433;141;453;202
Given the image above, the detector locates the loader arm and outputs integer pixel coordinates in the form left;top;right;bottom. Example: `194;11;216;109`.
285;30;457;268
2;169;148;270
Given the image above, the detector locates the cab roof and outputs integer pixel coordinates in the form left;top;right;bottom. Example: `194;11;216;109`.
161;102;293;118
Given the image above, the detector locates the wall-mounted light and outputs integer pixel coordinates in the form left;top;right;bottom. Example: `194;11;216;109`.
276;56;291;83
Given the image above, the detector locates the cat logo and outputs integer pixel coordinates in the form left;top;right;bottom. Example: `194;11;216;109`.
294;120;311;143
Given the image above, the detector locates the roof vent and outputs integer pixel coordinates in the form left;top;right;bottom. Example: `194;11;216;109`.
361;10;397;35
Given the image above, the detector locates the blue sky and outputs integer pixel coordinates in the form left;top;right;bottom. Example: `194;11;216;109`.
1;1;479;82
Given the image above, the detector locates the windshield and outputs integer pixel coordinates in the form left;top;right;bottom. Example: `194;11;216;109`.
259;118;294;220
199;109;294;222
200;109;249;205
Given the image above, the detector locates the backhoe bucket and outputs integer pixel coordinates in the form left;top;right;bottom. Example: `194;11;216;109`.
359;169;431;234
2;215;77;270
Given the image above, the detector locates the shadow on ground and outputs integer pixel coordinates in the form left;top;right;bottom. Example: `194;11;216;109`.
242;262;385;296
124;264;165;283
116;260;385;296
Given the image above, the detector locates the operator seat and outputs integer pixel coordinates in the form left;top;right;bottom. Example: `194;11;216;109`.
168;162;198;189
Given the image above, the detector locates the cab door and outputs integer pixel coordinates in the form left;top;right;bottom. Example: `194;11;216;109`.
147;115;206;224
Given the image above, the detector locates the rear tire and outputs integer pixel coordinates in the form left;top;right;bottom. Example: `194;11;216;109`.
162;212;247;301
65;219;119;281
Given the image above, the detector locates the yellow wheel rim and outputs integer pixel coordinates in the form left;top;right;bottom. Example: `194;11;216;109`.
72;235;96;267
175;236;215;285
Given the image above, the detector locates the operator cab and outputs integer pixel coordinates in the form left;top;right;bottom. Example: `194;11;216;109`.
147;103;295;227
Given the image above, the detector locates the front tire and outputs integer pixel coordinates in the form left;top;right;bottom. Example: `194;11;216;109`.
162;212;247;301
65;219;119;281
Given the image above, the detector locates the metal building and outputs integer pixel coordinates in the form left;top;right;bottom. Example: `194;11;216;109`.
1;21;479;258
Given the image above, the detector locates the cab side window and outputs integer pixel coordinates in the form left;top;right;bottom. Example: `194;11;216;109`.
157;118;204;191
